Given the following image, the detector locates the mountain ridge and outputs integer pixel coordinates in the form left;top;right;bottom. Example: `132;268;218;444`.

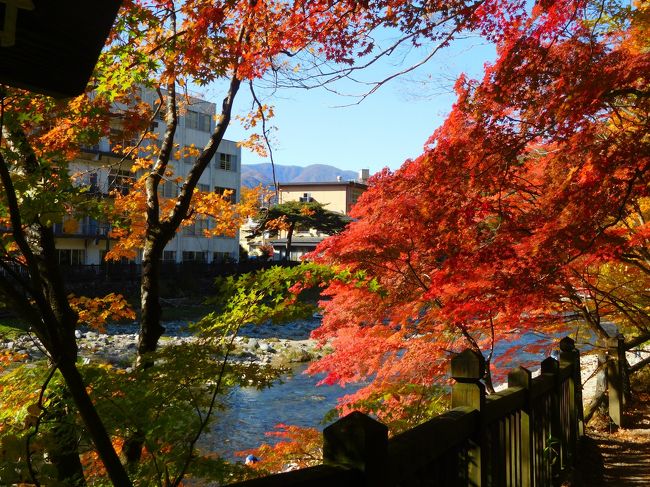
241;163;359;188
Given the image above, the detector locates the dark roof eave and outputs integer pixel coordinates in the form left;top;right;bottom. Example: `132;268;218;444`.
0;1;123;98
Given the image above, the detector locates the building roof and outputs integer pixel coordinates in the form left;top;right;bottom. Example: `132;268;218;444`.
278;180;368;190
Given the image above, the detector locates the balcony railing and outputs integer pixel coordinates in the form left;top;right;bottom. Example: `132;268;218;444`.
53;221;110;238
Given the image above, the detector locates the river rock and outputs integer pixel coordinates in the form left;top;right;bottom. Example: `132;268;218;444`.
258;342;275;353
2;319;323;375
289;349;312;363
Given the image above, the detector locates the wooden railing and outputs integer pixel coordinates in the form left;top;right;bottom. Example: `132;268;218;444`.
228;336;584;487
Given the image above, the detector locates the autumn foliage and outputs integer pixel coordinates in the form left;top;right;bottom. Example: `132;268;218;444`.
308;0;650;422
238;424;322;474
2;0;649;484
68;293;136;331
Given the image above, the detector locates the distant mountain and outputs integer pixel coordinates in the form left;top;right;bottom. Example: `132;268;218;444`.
241;163;359;188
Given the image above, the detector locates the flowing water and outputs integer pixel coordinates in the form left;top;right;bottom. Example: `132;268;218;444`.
194;319;604;462
204;364;362;461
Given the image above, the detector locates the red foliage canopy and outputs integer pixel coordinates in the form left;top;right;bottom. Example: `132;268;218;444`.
309;1;650;422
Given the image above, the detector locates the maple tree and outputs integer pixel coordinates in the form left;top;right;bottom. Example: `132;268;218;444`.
307;0;650;423
3;0;629;483
99;2;537;468
238;424;322;475
0;78;137;483
247;200;350;260
108;0;531;365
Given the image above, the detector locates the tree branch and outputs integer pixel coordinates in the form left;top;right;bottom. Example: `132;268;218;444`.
166;73;241;233
25;362;60;487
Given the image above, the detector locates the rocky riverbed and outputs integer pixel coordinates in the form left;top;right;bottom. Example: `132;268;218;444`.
0;318;325;370
5;319;648;409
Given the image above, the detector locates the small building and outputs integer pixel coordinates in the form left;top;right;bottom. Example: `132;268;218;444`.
249;170;369;261
278;175;368;215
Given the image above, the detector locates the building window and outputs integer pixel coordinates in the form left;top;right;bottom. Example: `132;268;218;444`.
159;180;178;198
182;218;209;236
88;173;100;194
109;129;136;153
217;152;237;171
197;217;210;235
299;193;313;203
84;217;98;236
57;249;86;266
81;143;100;153
186;110;211;132
108;170;134;196
213;252;230;263
154;105;166;121
162;251;176;262
182;221;197;236
182;251;207;262
215;186;236;203
197;183;210;192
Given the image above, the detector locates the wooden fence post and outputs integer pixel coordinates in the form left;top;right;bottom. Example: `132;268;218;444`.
323;411;389;487
451;349;486;487
508;366;534;487
541;356;562;479
607;335;625;427
559;337;583;466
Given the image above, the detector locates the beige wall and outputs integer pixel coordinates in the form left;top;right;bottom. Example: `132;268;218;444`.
279;185;351;214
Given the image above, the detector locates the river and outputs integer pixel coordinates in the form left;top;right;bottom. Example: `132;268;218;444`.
140;313;612;464
201;323;592;462
205;363;361;461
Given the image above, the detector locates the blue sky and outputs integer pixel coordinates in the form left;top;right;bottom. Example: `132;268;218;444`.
201;35;496;176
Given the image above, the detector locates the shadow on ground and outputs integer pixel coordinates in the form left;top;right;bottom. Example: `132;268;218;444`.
567;392;650;486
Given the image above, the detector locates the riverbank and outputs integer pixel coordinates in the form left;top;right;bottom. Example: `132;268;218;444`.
0;318;324;371
579;348;650;406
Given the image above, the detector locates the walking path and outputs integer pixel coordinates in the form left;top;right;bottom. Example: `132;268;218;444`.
570;391;650;485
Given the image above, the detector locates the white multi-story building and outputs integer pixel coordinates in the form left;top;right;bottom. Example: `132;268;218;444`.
56;90;242;266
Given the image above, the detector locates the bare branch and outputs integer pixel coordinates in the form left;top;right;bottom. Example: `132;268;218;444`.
249;81;279;199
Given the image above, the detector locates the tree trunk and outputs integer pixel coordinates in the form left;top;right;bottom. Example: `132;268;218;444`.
57;358;133;487
285;223;295;261
123;239;167;466
0;114;130;487
48;393;87;486
483;358;496;394
136;239;166;365
39;231;87;485
623;355;632;404
595;349;608;416
124;74;241;472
